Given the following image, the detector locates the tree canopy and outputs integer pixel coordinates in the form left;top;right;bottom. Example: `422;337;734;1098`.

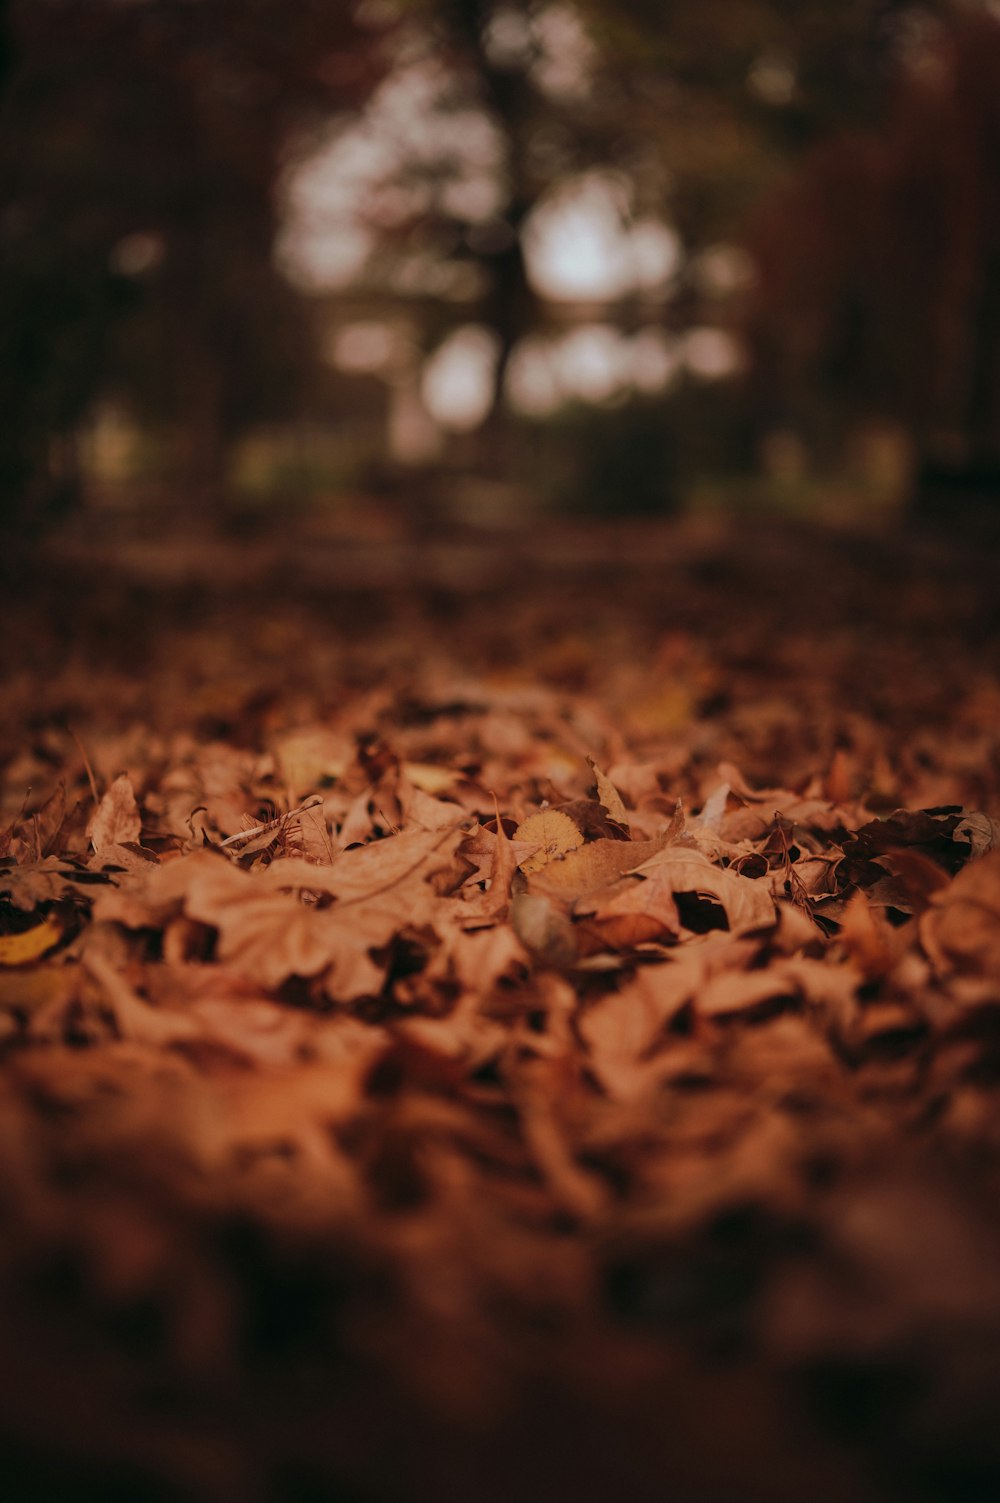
4;0;1000;525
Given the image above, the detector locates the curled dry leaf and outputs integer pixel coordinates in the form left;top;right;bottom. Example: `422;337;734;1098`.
256;825;471;901
483;800;518;914
587;756;630;827
634;846;776;935
86;772;142;852
954;812;1000;858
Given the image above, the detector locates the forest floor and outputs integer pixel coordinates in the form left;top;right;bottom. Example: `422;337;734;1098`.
1;508;1000;1503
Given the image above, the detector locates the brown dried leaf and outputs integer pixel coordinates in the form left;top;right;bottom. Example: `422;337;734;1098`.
634;846;776;935
954;812;1000;858
920;850;1000;978
82;942;202;1047
575;909;677;957
587;757;630;826
0;856;113;912
554;799;631;841
695;967;799;1020
515;1054;606;1219
526;833;669;901
258;825;469;902
478;797;518;915
87;773;142;851
837;890;902;978
93;830;468;997
579;981;668;1099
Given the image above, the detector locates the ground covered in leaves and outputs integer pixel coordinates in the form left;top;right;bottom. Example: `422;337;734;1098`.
2;516;1000;1503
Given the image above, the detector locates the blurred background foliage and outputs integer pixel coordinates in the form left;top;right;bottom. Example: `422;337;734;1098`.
2;0;1000;534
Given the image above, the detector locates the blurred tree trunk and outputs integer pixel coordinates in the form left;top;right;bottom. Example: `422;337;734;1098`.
174;341;227;510
443;0;539;475
475;203;535;479
0;1;386;538
745;7;1000;525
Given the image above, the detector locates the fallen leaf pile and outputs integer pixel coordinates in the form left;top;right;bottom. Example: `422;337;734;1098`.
1;521;999;1502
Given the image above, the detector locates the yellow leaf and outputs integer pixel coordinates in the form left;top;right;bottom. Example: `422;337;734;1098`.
0;917;63;967
513;809;584;874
